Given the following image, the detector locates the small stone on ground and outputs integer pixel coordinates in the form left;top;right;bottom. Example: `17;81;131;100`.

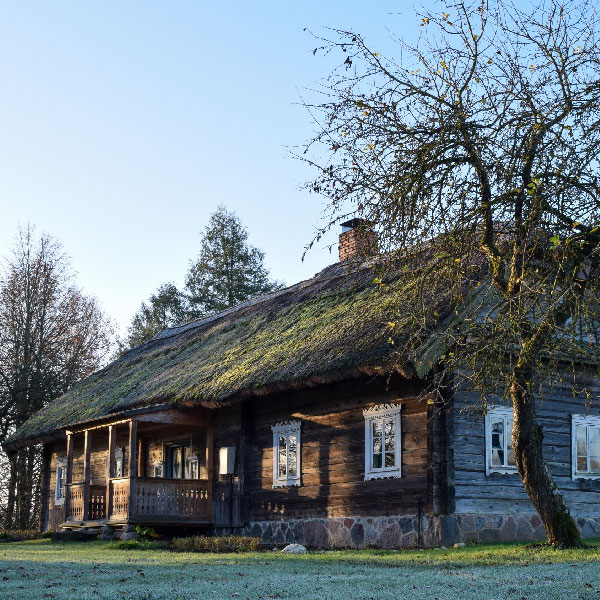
281;543;307;554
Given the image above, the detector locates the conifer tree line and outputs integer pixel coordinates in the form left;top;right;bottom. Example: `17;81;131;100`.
122;205;282;350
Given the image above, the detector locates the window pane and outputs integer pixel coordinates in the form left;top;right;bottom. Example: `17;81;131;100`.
279;435;287;450
372;453;382;469
372;420;383;436
385;453;396;467
506;420;516;466
373;438;382;454
491;419;504;466
589;428;600;459
385;435;395;452
577;426;587;458
288;448;297;476
278;446;287;477
590;456;600;473
578;456;588;472
288;435;297;450
384;419;395;437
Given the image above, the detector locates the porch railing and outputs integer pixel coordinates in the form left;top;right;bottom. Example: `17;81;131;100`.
67;483;107;521
133;478;211;522
109;477;130;521
67;483;84;521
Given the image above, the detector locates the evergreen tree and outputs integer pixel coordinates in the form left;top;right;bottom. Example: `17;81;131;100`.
125;283;186;349
185;206;282;318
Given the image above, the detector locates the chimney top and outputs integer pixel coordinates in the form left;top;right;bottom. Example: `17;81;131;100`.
341;218;371;232
338;219;378;262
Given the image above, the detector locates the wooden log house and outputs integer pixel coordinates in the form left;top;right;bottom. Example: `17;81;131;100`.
6;221;600;546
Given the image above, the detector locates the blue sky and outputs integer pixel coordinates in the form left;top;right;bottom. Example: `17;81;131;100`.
0;1;425;334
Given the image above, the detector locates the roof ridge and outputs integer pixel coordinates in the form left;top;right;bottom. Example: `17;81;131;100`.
148;259;375;344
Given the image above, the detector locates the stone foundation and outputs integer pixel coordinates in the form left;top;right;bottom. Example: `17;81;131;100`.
237;513;600;548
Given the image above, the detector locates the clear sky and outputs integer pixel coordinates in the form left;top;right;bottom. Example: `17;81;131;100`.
0;1;426;335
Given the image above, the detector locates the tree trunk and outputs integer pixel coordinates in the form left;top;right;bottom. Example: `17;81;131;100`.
510;378;582;547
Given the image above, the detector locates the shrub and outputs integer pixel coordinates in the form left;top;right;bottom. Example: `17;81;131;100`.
0;530;42;542
170;535;261;553
108;540;168;551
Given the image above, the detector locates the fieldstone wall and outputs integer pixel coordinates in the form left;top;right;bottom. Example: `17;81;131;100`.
235;513;600;548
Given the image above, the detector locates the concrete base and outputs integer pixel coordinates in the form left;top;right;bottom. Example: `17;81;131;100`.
239;513;600;548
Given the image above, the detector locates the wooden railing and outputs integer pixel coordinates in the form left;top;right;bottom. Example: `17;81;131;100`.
89;485;106;520
109;478;130;521
67;483;84;521
67;483;106;521
133;478;211;522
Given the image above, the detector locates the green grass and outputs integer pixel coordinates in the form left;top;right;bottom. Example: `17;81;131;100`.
1;539;600;599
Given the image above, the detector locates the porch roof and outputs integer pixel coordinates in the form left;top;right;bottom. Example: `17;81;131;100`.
7;257;458;449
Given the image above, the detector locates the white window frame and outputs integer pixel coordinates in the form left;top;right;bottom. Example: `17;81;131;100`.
153;462;163;478
271;420;301;488
485;406;518;475
363;404;402;481
54;456;67;505
571;414;600;480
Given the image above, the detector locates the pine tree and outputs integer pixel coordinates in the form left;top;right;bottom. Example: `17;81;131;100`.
124;283;187;348
185;206;282;318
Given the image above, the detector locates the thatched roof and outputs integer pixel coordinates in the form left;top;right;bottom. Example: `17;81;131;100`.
7;259;451;449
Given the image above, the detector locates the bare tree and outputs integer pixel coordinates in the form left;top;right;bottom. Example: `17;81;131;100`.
302;0;600;546
0;227;112;529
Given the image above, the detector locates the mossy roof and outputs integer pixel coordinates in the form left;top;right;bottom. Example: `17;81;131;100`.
8;260;448;448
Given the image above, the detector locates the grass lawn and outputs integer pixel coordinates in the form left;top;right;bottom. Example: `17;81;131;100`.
1;539;600;599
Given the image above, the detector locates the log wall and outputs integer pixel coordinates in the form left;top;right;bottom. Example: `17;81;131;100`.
452;377;600;518
239;376;433;522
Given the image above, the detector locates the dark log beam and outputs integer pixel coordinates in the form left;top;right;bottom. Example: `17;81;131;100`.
82;430;92;521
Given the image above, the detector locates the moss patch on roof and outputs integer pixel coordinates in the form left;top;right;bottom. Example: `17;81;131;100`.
11;260;442;447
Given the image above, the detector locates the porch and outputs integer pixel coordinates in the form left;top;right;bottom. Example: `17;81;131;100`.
59;408;214;529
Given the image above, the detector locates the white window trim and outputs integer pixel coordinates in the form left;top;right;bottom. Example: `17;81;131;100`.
485;406;518;476
54;455;67;505
364;404;402;481
571;414;600;480
271;420;301;488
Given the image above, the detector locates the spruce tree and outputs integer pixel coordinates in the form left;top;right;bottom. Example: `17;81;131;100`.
125;282;187;348
185;206;282;318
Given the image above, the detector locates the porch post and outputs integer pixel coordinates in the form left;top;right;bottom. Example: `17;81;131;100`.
82;430;92;521
38;444;51;532
128;420;138;520
64;433;73;521
106;425;115;519
206;426;213;518
137;436;145;479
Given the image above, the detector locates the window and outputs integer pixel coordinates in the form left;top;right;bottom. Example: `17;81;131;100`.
114;446;124;478
187;454;199;480
572;415;600;479
271;420;301;488
164;443;197;479
153;462;163;478
485;407;517;475
54;456;67;505
364;404;401;480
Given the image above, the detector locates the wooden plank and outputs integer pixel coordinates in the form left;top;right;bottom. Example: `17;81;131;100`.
128;420;137;519
64;433;73;520
106;425;115;519
39;444;51;531
82;430;92;521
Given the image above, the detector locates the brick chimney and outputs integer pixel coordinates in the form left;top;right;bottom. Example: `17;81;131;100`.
338;218;378;262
